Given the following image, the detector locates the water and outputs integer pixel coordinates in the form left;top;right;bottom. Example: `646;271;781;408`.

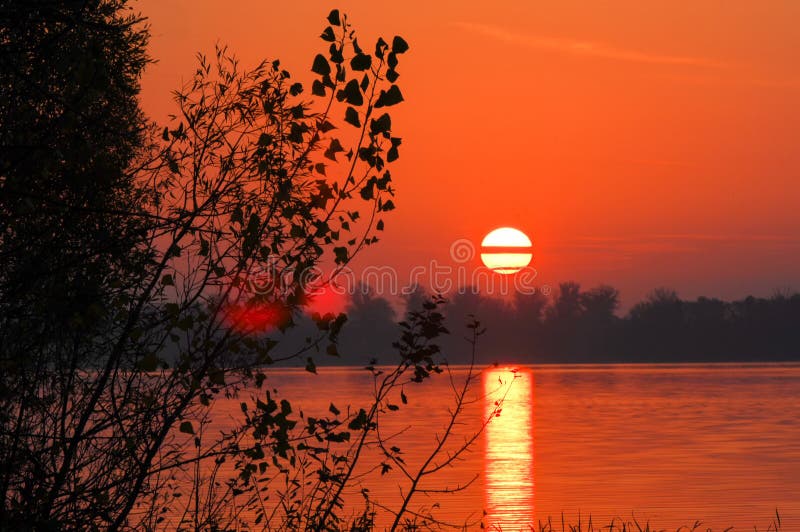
203;363;800;530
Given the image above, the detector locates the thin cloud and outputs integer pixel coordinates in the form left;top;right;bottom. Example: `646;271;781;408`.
454;21;726;68
659;71;800;90
618;158;698;168
648;233;800;243
572;234;800;244
551;234;800;257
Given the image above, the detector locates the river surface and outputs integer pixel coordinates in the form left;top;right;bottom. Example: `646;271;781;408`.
201;363;800;530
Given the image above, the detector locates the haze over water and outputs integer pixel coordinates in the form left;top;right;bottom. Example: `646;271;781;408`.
205;363;800;530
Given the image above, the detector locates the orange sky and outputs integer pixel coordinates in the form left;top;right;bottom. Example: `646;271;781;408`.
136;0;800;306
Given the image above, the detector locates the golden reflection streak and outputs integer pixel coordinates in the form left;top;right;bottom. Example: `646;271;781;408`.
483;367;535;531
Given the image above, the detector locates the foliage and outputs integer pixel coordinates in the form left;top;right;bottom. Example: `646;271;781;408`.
0;0;150;330
179;300;502;531
530;510;782;532
0;6;433;529
1;0;152;526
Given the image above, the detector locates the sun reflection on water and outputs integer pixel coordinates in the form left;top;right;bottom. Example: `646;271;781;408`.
483;367;535;531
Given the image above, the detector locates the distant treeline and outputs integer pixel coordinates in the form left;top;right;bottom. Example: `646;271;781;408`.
329;284;800;365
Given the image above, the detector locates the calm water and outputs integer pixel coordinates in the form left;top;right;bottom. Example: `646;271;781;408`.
204;363;800;530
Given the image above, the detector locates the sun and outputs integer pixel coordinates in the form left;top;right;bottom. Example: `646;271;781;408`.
480;227;533;274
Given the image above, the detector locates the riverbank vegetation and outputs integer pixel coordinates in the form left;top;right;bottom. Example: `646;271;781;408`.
1;3;437;528
337;285;800;365
531;510;782;532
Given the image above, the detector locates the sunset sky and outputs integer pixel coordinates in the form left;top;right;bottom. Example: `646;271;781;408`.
137;1;800;307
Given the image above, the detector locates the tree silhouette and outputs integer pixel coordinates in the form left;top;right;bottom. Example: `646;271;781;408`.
1;1;151;526
338;283;398;364
0;0;150;320
344;285;800;365
0;7;418;528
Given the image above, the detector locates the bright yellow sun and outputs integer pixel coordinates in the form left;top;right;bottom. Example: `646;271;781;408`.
480;227;533;274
